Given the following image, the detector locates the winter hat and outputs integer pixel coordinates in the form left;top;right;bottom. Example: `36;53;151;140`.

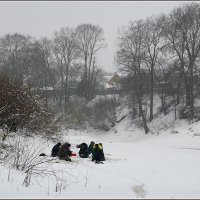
67;143;71;147
90;141;95;145
98;143;103;149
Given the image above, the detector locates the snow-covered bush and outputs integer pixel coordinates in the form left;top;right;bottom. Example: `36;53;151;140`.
88;96;119;131
0;77;60;134
179;106;190;119
64;103;93;130
63;95;120;131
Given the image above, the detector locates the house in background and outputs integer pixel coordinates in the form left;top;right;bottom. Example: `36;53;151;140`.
106;73;121;90
98;72;122;95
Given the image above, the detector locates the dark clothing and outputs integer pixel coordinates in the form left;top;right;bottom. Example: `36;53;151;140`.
59;142;72;161
99;149;105;161
92;145;102;163
88;142;95;155
51;143;61;157
39;153;47;156
77;143;88;158
92;144;105;163
98;144;105;161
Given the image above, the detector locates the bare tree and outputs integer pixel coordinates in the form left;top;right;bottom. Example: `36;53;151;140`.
0;33;32;84
75;24;106;102
143;16;164;122
182;3;200;120
53;27;78;113
162;3;200;120
161;9;189;108
116;20;149;134
39;38;58;105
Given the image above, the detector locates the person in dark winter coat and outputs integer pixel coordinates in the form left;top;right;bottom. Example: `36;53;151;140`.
98;143;105;161
59;142;72;161
91;144;102;163
76;143;88;158
51;142;61;157
88;141;95;156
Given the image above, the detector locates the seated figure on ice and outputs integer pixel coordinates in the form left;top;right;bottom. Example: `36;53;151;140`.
98;143;105;161
59;142;72;161
76;142;89;158
91;143;105;163
88;141;95;156
51;142;61;157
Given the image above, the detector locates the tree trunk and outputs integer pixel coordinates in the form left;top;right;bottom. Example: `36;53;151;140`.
44;71;48;104
174;98;177;120
64;73;68;115
161;89;167;115
135;78;149;134
176;79;181;105
149;65;154;122
189;62;194;120
59;88;62;112
59;72;64;112
84;60;89;102
46;60;58;104
64;79;68;114
185;80;190;107
138;96;149;134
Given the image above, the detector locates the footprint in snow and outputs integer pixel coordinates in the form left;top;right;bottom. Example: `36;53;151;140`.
132;184;147;198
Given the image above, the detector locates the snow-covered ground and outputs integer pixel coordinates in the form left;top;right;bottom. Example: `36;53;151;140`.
0;114;200;199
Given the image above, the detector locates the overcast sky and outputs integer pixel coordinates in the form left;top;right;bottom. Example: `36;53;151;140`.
0;1;193;72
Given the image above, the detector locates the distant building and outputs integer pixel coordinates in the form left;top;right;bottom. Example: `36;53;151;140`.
97;73;122;95
104;73;121;90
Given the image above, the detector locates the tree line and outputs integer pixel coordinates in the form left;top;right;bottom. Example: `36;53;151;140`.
115;2;200;134
0;24;106;115
1;2;200;134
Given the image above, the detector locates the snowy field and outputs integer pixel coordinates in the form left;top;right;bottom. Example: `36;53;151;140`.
0;118;200;199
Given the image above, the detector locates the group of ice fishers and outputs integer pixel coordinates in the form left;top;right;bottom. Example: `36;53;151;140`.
51;141;105;164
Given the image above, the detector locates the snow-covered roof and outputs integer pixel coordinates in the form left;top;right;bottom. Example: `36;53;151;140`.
39;87;54;91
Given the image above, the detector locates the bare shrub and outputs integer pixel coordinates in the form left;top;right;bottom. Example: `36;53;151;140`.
0;133;76;190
